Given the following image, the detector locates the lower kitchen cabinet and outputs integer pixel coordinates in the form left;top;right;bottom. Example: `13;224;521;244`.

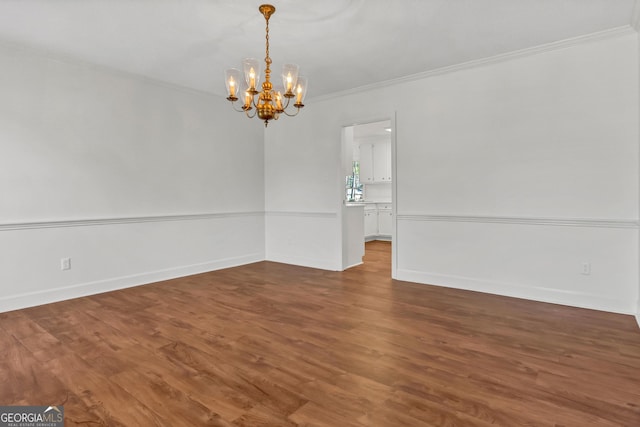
377;209;393;236
364;209;378;238
364;203;392;241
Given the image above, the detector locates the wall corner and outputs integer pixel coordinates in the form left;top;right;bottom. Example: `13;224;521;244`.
633;0;640;32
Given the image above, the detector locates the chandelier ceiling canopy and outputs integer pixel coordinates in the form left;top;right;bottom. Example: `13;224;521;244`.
225;4;308;127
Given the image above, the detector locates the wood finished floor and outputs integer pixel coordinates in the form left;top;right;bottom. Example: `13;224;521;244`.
1;241;640;426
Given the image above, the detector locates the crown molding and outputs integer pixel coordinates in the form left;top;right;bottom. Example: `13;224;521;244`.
312;25;636;103
0;211;264;231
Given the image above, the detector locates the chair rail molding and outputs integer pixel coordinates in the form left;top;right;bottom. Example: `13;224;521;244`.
396;214;639;229
0;211;265;231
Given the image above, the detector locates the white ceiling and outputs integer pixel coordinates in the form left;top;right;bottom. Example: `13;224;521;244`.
0;0;635;98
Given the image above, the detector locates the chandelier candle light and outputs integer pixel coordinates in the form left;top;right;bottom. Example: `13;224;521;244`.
225;4;308;127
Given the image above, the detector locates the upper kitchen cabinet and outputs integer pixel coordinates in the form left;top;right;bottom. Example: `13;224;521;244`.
359;143;373;183
359;141;391;183
373;142;391;182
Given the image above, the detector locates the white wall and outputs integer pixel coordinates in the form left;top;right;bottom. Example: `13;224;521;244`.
264;122;342;269
0;43;265;312
364;184;392;202
396;30;638;314
266;29;639;314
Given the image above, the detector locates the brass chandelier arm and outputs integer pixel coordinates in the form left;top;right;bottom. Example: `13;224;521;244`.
275;96;300;117
229;98;258;119
280;107;301;117
229;99;248;113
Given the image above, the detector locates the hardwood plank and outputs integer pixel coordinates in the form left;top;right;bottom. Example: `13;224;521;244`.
43;354;168;426
109;368;231;426
0;333;68;405
1;240;639;426
289;401;367;427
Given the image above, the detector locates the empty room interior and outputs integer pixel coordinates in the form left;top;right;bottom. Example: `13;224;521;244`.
1;1;640;425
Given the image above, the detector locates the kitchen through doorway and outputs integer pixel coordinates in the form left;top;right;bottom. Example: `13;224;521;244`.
341;119;394;272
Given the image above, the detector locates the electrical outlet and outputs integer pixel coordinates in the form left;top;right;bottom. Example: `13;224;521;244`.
61;258;71;271
581;262;591;275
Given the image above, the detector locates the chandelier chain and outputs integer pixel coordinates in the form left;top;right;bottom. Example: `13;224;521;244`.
265;14;271;67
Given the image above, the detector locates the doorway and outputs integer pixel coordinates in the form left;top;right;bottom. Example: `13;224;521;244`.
341;119;394;272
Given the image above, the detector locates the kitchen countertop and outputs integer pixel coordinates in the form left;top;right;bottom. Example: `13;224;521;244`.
344;201;391;207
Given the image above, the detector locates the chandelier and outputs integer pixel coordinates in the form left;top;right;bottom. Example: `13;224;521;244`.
225;4;308;127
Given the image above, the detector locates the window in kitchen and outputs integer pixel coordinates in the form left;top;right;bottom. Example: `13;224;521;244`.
346;161;363;202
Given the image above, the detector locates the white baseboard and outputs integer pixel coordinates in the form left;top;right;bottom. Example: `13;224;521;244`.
343;261;364;270
266;252;339;271
636;299;640;328
0;252;264;313
396;268;634;315
365;235;391;242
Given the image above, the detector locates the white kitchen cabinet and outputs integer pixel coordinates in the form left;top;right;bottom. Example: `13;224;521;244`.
377;208;393;236
359;143;374;183
364;208;378;237
364;203;392;240
359;141;391;183
373;142;391;182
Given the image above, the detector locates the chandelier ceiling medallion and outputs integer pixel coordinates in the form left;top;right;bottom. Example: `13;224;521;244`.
225;4;308;127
